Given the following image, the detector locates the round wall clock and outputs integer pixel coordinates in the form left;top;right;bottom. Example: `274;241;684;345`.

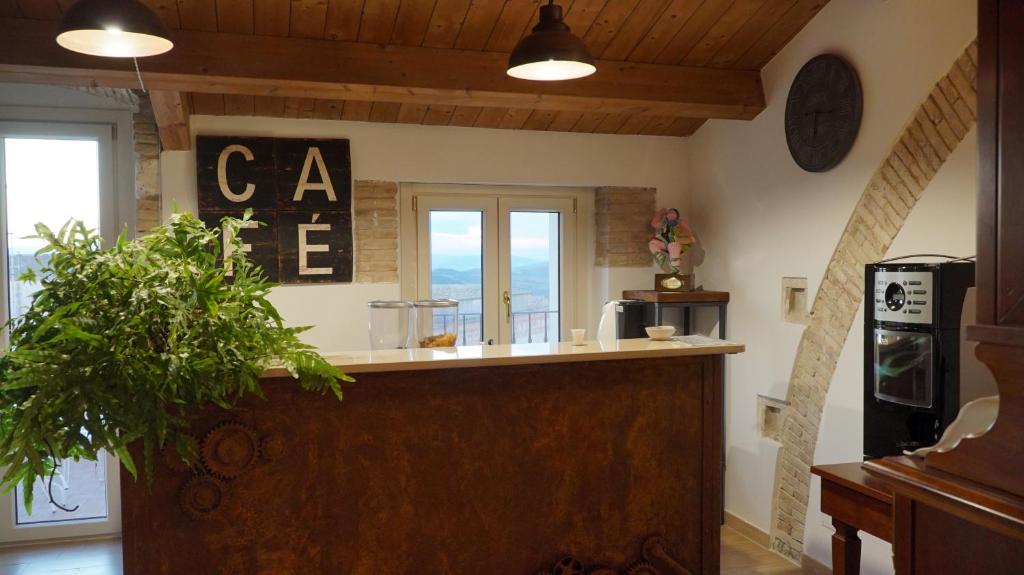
784;54;863;173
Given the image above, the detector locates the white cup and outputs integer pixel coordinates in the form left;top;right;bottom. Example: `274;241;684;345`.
571;328;586;345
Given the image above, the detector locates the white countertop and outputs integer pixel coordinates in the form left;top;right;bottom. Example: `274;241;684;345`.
262;337;744;376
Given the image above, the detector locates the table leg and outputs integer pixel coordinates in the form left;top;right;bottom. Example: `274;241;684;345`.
654;302;662;326
683;306;692;335
718;303;727;340
832;519;862;575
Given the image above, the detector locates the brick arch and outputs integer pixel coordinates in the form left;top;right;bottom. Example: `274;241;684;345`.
768;39;979;562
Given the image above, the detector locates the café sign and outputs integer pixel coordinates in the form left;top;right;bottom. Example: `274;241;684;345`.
196;136;353;283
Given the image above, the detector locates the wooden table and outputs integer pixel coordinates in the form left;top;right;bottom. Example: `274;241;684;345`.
622;290;730;339
812;462;894;575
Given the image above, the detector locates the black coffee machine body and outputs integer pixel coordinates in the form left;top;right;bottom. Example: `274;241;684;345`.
863;261;975;459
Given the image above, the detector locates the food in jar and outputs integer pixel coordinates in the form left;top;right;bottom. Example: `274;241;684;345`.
419;332;457;348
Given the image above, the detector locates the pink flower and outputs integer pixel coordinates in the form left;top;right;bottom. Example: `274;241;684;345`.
649;238;666;254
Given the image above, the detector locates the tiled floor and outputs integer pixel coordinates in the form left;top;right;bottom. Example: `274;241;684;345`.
0;527;803;574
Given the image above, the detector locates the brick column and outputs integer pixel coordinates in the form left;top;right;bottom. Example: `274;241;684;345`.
134;93;161;234
353;181;399;283
594;187;657;267
769;40;978;562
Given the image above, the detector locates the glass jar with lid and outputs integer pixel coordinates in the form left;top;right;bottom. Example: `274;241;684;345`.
413;299;459;348
367;300;414;350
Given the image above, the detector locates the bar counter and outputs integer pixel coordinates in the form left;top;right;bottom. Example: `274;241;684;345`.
122;338;743;574
262;337;745;375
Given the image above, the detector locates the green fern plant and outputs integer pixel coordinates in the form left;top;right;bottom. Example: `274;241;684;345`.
0;211;351;512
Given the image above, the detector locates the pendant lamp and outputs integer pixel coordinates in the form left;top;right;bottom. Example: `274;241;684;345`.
507;1;596;81
57;0;173;58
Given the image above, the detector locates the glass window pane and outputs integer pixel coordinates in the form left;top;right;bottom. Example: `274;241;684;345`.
3;137;107;526
429;211;483;345
15;456;109;525
5;138;100;319
509;211;559;343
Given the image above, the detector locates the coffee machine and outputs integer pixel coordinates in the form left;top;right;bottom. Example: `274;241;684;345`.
863;260;984;458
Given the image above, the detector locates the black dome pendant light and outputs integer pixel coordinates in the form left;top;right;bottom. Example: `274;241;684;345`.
56;0;173;58
507;0;596;81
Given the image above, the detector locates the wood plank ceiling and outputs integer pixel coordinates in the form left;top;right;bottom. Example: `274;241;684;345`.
1;0;829;137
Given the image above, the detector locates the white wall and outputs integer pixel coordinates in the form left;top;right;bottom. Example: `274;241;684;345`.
687;0;977;571
162;116;689;351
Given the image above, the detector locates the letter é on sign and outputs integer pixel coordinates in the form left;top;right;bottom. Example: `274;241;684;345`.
217;144;256;202
293;147;337;202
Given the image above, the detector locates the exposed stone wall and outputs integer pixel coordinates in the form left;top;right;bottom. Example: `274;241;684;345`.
134;94;161;234
769;40;978;562
353;180;399;283
594;187;657;267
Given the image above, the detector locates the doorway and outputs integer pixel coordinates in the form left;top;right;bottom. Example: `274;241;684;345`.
0;123;122;543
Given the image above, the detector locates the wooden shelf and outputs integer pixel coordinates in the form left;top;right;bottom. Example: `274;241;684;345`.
622;290;730;303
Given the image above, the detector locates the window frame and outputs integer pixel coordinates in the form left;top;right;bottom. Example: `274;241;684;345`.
400;183;590;345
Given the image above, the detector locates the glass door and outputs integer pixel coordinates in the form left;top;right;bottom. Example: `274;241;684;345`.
0;124;122;543
408;186;579;346
499;197;576;344
415;195;499;345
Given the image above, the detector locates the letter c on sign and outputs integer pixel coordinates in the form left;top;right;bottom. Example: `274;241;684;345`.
217;144;256;202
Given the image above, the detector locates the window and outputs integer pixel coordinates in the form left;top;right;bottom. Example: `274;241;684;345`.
402;184;582;345
0;119;127;542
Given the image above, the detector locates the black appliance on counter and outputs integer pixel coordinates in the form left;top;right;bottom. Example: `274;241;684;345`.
605;300;648;339
863;261;976;458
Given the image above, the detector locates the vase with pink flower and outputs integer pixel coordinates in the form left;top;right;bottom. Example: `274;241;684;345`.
649;208;703;291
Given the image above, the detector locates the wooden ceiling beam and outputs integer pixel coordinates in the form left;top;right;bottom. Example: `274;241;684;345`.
0;18;765;120
148;90;192;150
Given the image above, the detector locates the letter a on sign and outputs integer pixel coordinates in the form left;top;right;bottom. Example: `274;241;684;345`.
293;147;337;202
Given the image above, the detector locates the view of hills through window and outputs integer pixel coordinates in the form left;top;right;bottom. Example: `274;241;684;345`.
429;211;560;344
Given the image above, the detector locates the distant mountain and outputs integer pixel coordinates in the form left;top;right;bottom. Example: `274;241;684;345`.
429;254;483;271
431;267;481;285
430;254;547;271
431;259;554;299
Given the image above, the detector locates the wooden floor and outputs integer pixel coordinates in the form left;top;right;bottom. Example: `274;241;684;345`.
0;527;803;574
722;526;805;575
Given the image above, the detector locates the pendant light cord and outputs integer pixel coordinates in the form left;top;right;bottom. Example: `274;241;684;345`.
133;57;147;93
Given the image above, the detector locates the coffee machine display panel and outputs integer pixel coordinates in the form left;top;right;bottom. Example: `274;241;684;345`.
872;270;934;325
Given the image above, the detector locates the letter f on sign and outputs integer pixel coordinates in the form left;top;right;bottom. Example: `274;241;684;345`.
223;220;259;276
